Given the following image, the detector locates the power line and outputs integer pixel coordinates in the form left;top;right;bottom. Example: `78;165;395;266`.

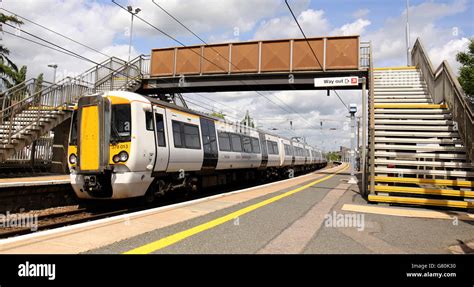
2;30;86;61
284;0;323;69
285;0;349;113
0;8;112;59
3;22;110;70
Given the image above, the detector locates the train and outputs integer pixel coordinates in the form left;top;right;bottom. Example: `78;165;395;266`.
67;91;327;201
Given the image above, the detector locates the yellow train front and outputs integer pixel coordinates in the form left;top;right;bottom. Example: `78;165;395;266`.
68;91;155;199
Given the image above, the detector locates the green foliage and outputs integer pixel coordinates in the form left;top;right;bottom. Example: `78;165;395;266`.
211;112;226;119
456;38;474;99
0;13;26;90
326;151;341;162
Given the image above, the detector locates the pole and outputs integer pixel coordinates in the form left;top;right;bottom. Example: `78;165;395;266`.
128;13;134;63
406;0;411;66
53;67;57;84
348;104;358;184
357;116;361;171
361;78;367;193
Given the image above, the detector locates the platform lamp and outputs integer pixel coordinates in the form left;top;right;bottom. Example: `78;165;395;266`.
127;5;141;63
348;104;358;184
47;64;58;83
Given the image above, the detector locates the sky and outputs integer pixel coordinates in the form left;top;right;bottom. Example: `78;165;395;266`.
1;0;473;151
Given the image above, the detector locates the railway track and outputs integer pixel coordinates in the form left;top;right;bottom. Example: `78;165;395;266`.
0;207;138;239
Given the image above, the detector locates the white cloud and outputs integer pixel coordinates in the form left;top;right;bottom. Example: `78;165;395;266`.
253;9;330;40
428;37;470;71
331;19;371;36
352;8;370;19
366;0;470;68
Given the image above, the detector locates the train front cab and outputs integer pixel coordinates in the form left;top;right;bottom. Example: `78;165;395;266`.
68;92;154;199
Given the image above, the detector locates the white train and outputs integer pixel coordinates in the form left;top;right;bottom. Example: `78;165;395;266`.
68;91;326;201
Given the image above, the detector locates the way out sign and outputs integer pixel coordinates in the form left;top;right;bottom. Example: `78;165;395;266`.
314;76;359;87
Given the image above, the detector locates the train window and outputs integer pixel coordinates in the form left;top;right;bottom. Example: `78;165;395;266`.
251;138;260;153
69;111;78;145
183;124;201;149
267;140;279;155
218;132;231;151
172;121;183;148
111;104;131;142
231;134;242;152
145;112;153;131
267;141;274;154
273;142;279;154
156;114;166;147
284;144;291;155
242;136;252;153
172;121;201;149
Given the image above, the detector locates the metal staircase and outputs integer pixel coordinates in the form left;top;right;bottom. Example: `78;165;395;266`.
368;67;474;209
0;55;150;163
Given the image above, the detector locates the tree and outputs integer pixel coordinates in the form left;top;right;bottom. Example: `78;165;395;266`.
0;13;25;91
211;111;226;120
456;38;474;101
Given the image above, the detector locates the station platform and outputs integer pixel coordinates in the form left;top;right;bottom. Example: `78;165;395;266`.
0;175;70;188
0;163;473;254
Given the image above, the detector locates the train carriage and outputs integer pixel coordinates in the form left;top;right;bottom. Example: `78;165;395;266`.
68;91;327;200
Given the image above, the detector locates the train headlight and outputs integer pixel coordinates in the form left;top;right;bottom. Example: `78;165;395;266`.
69;154;77;165
119;151;129;162
112;154;120;163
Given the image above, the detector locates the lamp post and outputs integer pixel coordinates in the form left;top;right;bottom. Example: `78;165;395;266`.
348;103;358;184
47;64;58;83
406;0;411;65
127;5;141;63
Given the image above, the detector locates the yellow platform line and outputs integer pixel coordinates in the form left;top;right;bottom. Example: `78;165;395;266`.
368;195;473;209
374;185;474;198
373;176;474;188
374;103;447;109
374;66;417;70
123;164;350;254
342;204;474;221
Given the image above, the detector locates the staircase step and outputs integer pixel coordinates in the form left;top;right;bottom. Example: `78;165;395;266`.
374;131;458;137
374;95;430;99
374;114;452;119
375;167;474;177
374;86;426;91
373;176;474;187
374;151;466;160
374;137;462;144
368;195;473;209
374;144;464;152
375;91;427;95
374;185;474;198
374;99;431;103
374;119;453;125
374;109;449;114
375;125;455;131
374;103;447;109
0;144;14;149
374;159;473;169
375;85;427;89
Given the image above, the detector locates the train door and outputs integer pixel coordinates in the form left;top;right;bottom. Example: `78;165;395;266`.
258;132;268;168
153;106;169;172
200;118;218;170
